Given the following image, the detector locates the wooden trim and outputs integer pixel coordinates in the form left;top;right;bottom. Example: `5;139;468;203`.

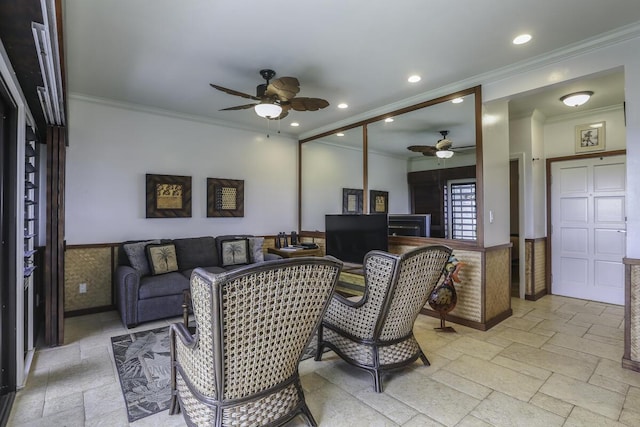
545;150;626;298
297;140;302;232
45;126;66;346
474;86;484;246
65;305;115;318
525;289;547;301
363;125;368;213
624;261;632;364
420;307;512;331
624;258;640;265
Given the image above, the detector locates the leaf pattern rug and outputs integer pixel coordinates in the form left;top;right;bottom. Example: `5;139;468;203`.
111;326;321;422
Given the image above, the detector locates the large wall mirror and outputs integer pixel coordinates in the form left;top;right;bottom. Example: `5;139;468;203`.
299;86;482;244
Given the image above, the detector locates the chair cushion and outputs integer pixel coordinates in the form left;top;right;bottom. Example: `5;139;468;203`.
220;238;250;267
182;266;227;278
123;240;160;276
173;237;218;271
138;272;189;299
146;243;179;275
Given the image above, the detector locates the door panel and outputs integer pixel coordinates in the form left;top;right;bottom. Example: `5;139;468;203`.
551;155;626;305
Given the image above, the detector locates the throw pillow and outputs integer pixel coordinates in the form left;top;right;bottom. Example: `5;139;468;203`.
123;239;160;276
146;243;179;275
220;239;250;267
248;237;265;263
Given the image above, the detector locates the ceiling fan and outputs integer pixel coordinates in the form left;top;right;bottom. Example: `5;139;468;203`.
210;69;329;120
407;130;470;159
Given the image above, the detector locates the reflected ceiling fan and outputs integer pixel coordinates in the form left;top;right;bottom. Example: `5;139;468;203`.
210;69;329;120
407;130;471;159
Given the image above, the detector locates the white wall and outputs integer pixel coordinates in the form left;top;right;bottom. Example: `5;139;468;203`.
300;141;363;231
66;96;298;244
482;99;510;247
483;34;640;257
368;151;410;214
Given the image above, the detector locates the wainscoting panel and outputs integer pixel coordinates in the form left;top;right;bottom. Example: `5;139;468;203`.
624;258;640;371
64;246;113;312
524;237;547;300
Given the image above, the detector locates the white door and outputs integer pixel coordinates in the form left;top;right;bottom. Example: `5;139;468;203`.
551;155;626;305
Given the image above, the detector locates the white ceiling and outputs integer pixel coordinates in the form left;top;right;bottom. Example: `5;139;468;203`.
62;1;639;139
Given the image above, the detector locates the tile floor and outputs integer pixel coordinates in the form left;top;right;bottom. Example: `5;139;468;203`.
7;295;640;426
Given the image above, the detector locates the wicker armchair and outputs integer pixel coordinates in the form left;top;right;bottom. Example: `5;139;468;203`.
315;245;452;392
170;256;342;427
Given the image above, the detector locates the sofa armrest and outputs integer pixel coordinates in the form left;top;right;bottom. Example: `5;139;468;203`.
115;265;141;328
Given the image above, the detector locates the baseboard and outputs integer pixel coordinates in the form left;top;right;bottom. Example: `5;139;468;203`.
420;308;513;331
525;289;547;301
64;305;115;318
622;357;640;372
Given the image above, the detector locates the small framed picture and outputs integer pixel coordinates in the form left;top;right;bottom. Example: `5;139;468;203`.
207;178;244;217
370;190;388;214
342;188;363;214
575;121;605;153
145;174;192;218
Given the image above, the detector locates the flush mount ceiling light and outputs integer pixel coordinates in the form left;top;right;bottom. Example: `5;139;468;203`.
385;117;394;123
338;103;348;109
254;102;282;118
451;97;464;104
560;91;594;107
436;150;454;159
408;75;421;83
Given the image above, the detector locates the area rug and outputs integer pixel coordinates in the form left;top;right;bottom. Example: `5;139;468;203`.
111;326;321;422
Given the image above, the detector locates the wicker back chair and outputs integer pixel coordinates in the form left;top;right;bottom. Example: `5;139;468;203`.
170;256;342;427
315;245;451;392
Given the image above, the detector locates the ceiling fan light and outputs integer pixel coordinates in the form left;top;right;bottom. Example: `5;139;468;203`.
560;91;593;107
254;103;282;118
436;150;454;159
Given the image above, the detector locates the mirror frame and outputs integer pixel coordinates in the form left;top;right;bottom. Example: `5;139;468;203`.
298;85;483;247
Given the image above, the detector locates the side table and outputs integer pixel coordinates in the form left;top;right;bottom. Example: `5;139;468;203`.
267;247;323;258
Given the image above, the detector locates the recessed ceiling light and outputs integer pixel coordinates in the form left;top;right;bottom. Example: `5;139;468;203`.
513;34;532;45
408;75;421;83
338;103;348;109
451;97;464;104
560;91;594;107
385;118;394;123
336;132;345;137
290;122;299;127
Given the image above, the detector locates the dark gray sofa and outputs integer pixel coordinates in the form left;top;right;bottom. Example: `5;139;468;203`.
115;235;278;328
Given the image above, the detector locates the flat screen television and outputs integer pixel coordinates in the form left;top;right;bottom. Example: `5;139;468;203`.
388;214;431;237
325;214;389;264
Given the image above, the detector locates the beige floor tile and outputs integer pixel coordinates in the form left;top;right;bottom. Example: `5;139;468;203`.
384;374;480;426
540;373;624;419
523;308;574;322
604;306;625;317
444;354;544;402
434;336;503;361
570;312;623;328
84;382;128;421
595;359;640;388
494;328;552;348
540;343;601;365
529;392;574;418
589;323;625;340
10;406;85;427
401;414;446;426
490;355;551;381
624;386;640;409
532;318;589;337
584;332;625;347
471;391;565;427
589;373;630;395
497;316;541;331
42;390;83;417
497;342;595;381
556;302;604;315
545;332;623;361
7;392;45;425
352;387;419;425
455;415;494;426
563;406;627;427
619;408;640;427
430;369;492;400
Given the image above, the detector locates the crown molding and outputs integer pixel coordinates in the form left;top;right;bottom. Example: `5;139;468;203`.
68;93;298;139
301;22;640;140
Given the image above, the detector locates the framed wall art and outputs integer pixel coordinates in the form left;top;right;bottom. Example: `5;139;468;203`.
342;188;363;214
207;178;244;217
575;121;606;153
370;190;389;214
145;174;192;218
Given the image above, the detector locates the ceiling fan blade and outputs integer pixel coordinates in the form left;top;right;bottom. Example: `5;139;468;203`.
210;84;261;101
407;145;437;156
266;77;300;101
288;97;330;111
220;103;257;111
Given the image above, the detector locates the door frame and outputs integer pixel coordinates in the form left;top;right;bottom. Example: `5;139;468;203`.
509;153;526;299
545;149;627;297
